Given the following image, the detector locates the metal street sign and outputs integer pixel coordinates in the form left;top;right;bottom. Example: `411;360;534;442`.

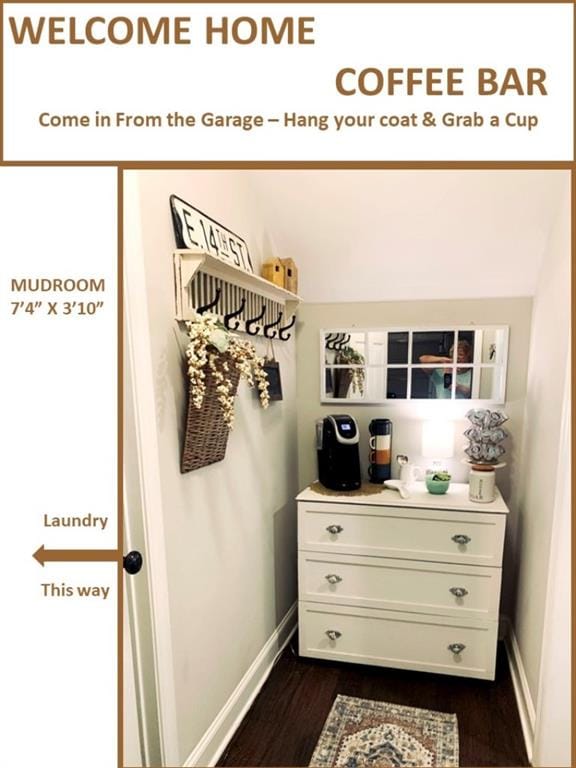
170;194;254;273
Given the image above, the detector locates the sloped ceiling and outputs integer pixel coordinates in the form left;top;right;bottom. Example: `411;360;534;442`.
246;169;569;303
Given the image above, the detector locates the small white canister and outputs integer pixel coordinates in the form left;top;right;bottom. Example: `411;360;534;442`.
469;468;496;503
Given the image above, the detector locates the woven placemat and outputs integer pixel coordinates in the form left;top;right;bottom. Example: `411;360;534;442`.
309;481;384;497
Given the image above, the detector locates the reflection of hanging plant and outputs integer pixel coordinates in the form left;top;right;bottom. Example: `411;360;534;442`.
336;346;365;394
185;312;270;428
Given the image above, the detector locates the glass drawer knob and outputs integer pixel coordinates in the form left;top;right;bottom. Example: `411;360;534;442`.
448;643;466;655
326;630;342;641
326;525;344;534
449;587;469;598
325;574;343;584
452;534;471;545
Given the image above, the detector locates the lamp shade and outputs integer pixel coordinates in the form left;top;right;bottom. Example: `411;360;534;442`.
421;420;455;459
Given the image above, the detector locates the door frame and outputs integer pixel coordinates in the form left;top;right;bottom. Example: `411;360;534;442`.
124;569;143;767
124;173;180;765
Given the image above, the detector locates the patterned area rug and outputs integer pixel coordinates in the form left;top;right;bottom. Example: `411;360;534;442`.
309;695;459;767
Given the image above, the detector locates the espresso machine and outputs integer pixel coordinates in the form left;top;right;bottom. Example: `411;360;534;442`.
316;415;361;491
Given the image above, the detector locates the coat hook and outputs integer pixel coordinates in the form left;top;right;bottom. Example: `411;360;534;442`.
277;314;296;341
245;304;267;335
263;310;283;338
197;287;222;315
325;333;337;350
331;334;344;350
335;334;349;350
223;296;246;330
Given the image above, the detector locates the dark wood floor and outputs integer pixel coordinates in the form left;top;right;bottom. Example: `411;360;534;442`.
218;636;528;767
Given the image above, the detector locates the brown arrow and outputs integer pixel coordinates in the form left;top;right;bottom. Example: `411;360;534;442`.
33;545;120;567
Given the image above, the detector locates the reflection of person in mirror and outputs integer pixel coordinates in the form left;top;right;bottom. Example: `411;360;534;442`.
419;340;472;399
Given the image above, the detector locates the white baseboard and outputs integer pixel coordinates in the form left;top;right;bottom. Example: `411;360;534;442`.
502;616;536;764
184;602;298;767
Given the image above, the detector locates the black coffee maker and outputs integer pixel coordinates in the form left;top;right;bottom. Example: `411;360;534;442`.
316;415;361;491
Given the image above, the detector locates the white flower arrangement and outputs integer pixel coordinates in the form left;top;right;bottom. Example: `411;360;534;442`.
185;311;270;428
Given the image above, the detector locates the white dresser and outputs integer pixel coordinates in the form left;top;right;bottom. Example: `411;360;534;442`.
297;482;509;680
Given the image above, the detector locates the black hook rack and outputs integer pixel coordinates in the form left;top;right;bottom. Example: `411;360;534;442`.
326;333;348;350
324;333;336;349
335;334;350;350
175;253;300;341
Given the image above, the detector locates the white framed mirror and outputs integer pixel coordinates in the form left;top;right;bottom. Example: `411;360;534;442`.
321;326;509;404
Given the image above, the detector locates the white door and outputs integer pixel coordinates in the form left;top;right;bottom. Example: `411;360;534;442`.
123;350;175;766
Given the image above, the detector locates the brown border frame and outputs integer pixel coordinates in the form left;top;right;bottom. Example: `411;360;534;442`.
0;2;574;767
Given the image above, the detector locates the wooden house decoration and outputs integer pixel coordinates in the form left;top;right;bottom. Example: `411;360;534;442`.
281;258;298;295
261;258;285;288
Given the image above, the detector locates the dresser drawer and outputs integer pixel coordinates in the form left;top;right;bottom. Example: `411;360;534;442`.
298;502;505;567
299;601;498;680
299;552;502;620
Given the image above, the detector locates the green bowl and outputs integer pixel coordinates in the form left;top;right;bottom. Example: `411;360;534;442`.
426;476;450;494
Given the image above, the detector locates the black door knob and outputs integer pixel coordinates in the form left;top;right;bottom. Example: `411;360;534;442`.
123;550;143;575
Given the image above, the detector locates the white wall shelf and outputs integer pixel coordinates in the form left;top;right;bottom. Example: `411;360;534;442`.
173;249;301;339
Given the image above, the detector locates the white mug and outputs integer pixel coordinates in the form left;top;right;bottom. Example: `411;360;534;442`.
399;463;423;485
369;434;390;451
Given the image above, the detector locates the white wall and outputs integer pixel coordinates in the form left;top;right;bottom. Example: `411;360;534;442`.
532;361;571;767
512;176;571;723
248;170;568;302
125;170;298;764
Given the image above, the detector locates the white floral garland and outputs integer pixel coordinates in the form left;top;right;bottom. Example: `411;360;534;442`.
185;312;270;428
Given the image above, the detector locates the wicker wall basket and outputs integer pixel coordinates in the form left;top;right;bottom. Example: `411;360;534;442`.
181;354;241;473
